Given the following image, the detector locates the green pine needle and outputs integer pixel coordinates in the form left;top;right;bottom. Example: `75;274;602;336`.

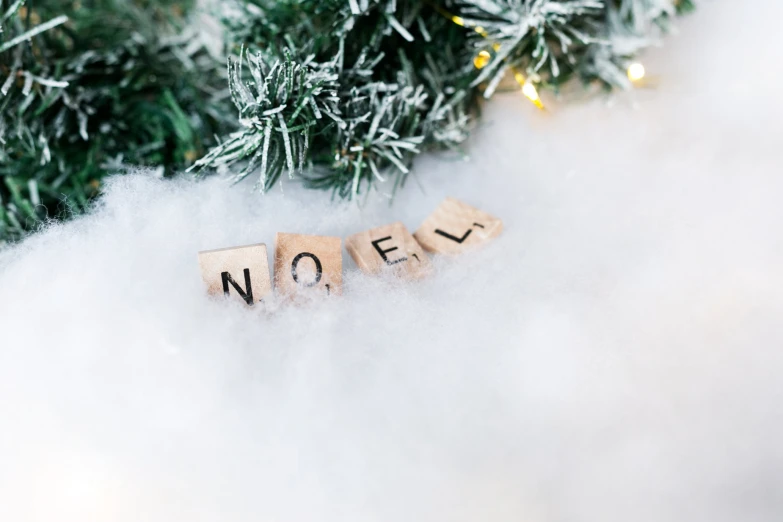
0;0;694;243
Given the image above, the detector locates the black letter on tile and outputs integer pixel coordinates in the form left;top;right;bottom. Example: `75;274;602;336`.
371;236;407;265
435;222;485;244
222;269;254;305
434;228;472;243
292;252;323;287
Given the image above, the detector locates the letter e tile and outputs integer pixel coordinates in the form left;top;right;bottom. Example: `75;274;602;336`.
346;222;432;279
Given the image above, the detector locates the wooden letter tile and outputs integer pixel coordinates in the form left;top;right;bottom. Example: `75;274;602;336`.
345;222;432;279
275;233;342;297
198;243;272;306
413;197;503;254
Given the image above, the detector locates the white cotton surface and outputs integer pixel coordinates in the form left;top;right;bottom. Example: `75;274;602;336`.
2;2;783;521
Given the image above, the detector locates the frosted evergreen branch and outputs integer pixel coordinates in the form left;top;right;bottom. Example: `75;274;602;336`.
189;49;341;191
0;0;230;243
0;0;693;242
0;15;68;53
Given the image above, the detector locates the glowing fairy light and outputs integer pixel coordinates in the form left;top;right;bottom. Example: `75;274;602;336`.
627;62;646;82
514;71;544;109
521;82;543;109
436;3;543;108
473;50;491;69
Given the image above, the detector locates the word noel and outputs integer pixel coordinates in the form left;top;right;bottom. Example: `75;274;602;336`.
198;198;503;304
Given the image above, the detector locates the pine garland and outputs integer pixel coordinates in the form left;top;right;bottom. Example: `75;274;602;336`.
0;0;229;243
190;0;693;197
0;0;694;243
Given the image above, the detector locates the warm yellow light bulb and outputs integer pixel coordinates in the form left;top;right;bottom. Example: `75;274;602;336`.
521;82;544;109
512;71;544;109
473;50;491;69
627;62;646;82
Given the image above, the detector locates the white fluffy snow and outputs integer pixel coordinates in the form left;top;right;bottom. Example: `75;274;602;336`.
2;2;783;521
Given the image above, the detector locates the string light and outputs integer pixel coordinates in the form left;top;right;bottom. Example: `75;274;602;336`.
473;50;491;69
450;14;465;27
432;3;543;109
514;71;544;109
521;83;542;108
627;62;646;82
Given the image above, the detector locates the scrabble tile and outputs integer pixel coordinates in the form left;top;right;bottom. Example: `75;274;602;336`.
413;197;503;254
198;243;272;306
345;221;432;279
274;233;342;297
